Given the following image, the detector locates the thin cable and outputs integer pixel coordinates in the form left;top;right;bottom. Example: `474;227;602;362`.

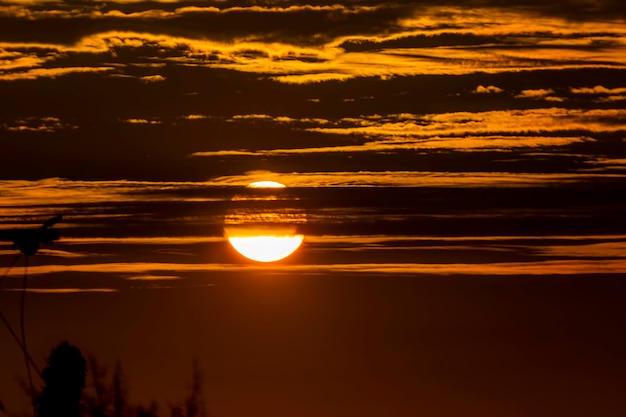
0;253;42;378
0;253;20;287
20;255;36;408
0;311;41;376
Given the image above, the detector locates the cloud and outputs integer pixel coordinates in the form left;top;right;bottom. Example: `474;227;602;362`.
585;157;626;171
514;88;555;99
0;65;114;80
194;109;624;153
0;178;223;207
2;116;77;132
1;4;625;84
62;237;223;245
0;3;404;46
140;74;165;83
36;249;92;258
327;259;626;275
537;241;626;258
397;5;626;33
206;171;622;188
192;135;589;157
125;275;182;280
2;259;625;279
304;234;626;245
303;109;626;138
0;48;47;71
473;85;503;94
571;85;626;94
180;114;207;120
121;118;162;124
513;88;565;102
598;95;626;102
570;85;626;102
0;288;119;293
4;175;621;209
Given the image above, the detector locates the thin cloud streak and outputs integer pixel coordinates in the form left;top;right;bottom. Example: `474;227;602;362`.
61;237;224;245
125;274;182;280
2;173;623;212
304;109;626;138
0;178;225;207
208;171;625;188
2;116;77;132
0;288;119;293
304;234;626;244
49;234;626;250
0;66;114;81
2;260;625;278
536;241;626;258
330;260;626;275
192;136;590;156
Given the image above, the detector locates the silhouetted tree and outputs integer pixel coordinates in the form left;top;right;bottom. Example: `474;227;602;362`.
184;359;206;417
34;341;86;417
22;343;207;417
169;405;184;417
169;359;207;417
84;355;112;417
134;402;158;417
81;357;130;417
112;360;129;417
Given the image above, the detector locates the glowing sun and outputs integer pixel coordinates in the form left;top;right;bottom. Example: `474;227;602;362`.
227;233;304;263
224;180;305;262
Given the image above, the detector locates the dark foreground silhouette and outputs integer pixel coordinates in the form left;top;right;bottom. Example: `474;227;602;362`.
8;341;207;417
34;342;85;417
0;216;61;256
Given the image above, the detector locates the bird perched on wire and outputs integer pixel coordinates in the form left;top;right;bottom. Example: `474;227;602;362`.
0;215;62;256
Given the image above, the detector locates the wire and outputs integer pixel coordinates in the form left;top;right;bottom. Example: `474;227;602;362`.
20;255;36;409
0;253;20;287
0;311;41;376
0;253;42;377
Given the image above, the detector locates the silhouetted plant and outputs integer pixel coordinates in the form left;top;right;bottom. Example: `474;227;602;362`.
169;358;207;417
169;405;184;417
184;359;206;417
14;343;208;417
82;357;130;417
34;341;86;417
84;355;113;417
134;402;158;417
112;360;129;417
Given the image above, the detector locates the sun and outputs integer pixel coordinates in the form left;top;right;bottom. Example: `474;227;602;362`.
247;180;286;189
227;234;304;263
224;180;306;262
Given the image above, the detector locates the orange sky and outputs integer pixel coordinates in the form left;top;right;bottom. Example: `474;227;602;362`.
1;1;626;416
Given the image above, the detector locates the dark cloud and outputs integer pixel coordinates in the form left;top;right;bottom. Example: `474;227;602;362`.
1;0;625;48
1;60;625;181
0;4;408;45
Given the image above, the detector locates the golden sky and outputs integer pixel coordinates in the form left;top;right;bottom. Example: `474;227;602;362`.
1;1;626;416
1;0;625;179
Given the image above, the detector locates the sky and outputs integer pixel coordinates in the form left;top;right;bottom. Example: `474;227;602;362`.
1;0;626;416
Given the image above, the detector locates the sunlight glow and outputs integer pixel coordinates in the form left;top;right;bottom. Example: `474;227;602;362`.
224;179;305;262
248;180;286;188
227;234;304;262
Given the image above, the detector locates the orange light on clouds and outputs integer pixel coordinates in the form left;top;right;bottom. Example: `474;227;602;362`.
224;180;306;262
